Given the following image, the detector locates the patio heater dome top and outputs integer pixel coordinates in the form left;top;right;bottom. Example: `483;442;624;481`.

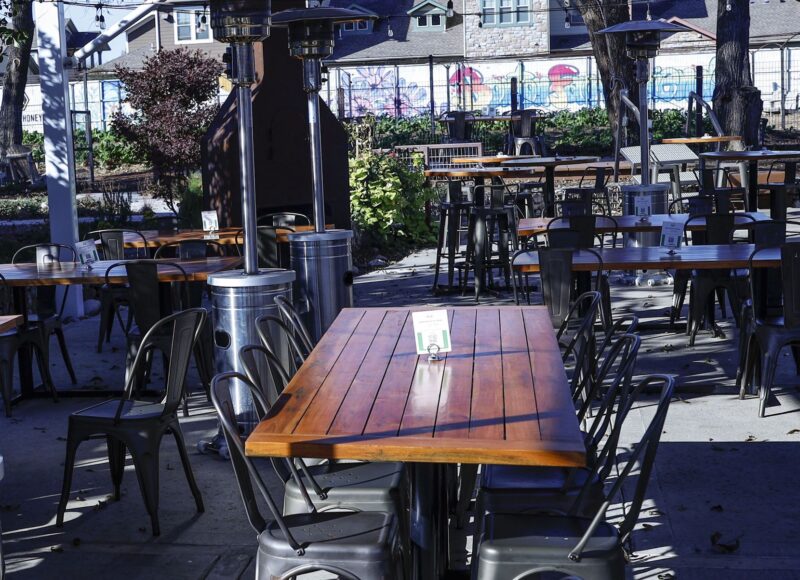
598;19;689;59
271;7;376;59
209;0;272;43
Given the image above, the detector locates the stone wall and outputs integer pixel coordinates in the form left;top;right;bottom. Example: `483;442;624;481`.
464;0;549;59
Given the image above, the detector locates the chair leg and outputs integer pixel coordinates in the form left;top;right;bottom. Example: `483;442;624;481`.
97;293;112;353
127;436;163;536
737;333;754;400
107;437;126;501
455;464;478;529
0;357;14;418
170;424;204;513
54;326;77;385
56;431;83;527
759;350;778;418
31;342;57;402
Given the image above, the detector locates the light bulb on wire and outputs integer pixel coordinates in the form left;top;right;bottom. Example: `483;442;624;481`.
446;0;454;18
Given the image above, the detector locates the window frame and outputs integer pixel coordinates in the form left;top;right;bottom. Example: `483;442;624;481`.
480;0;533;28
173;7;213;45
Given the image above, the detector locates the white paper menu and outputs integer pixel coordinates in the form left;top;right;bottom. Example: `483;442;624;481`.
412;310;452;357
74;239;100;266
201;210;219;239
634;195;652;219
659;220;683;250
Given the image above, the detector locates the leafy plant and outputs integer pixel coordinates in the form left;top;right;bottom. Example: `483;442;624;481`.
112;48;222;213
349;150;437;261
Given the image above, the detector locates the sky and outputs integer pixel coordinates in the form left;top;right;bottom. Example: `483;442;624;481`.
61;1;134;60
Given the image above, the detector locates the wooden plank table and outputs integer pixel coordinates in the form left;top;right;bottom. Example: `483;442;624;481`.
517;212;769;237
662;136;741;145
0;256;242;287
124;225;331;248
512;244;778;273
0;315;22;334
1;257;240;399
246;305;584;578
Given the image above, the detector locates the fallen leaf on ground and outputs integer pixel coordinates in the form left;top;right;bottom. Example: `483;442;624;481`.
710;532;741;554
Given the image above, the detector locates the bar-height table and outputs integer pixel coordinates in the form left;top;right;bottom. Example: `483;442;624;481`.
700;149;800;217
246;306;585;579
123;224;333;249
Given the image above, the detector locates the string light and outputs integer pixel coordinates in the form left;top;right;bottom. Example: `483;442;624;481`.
446;0;454;18
645;1;652;20
564;9;570;28
726;0;732;8
94;3;105;30
387;23;393;37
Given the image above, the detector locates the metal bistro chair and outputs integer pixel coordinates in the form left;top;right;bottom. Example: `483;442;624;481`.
760;162;799;220
509;109;543;156
274;295;316;356
698;167;745;214
56;309;207;536
235;226;295;269
441;110;475;143
432;181;472;292
0;274;57;416
11;244;78;385
258;212;311;228
473;375;675;580
474;336;644;559
559;166;614;216
107;260;212;415
85;229;149;353
254;314;310;382
746;243;800;417
211;372;406;580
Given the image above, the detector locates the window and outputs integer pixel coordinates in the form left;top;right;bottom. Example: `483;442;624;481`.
339;16;372;34
481;0;531;27
174;8;211;43
417;15;428;27
431;14;441;26
411;11;446;31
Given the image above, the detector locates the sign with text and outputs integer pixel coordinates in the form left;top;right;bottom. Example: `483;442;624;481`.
201;210;219;233
659;219;683;250
412;310;451;357
634;195;652;218
75;239;100;266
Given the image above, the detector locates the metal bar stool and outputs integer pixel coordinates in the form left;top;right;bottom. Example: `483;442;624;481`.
432;181;472;293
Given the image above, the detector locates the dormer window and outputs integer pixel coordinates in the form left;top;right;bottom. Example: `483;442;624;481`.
337;4;376;34
408;1;448;31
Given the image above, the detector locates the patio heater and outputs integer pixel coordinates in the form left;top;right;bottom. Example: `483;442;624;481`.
200;0;296;458
600;20;687;255
271;6;375;342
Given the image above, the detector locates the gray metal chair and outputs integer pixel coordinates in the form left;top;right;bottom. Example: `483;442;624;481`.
274;295;315;355
56;308;207;536
85;228;149;353
10;243;78;385
747;243;800;417
258;212;311;227
235;226;295;269
211;372;406;580
255;314;309;377
0;274;57;416
473;375;675;580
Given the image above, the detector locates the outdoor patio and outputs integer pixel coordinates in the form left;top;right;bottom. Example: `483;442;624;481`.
1;238;800;579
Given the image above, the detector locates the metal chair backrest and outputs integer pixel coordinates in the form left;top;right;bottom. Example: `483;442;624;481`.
579;165;612;191
556;290;602;402
153;240;225;260
255;313;308;379
11;243;77;318
568;375;674;558
546;215;596;249
684;213;741;246
539;248;601;329
259;212;311;227
442;110;474;142
510;109;539;139
781;243;800;328
235;226;294;268
86;229;148;260
106;260;189;335
239;343;291;407
669;195;714;216
0;273;13;316
274;295;315;354
120;308;206;418
211;371;310;549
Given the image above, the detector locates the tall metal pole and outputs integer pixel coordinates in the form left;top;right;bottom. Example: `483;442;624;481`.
234;43;260;274
636;58;651;186
304;59;326;233
428;55;436;139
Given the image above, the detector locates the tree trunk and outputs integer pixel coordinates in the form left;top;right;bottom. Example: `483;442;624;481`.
713;0;762;148
575;0;638;138
0;0;34;159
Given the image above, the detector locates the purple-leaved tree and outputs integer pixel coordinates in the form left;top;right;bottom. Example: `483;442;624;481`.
112;48;223;213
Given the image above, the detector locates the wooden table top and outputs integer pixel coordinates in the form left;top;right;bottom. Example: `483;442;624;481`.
451;155;542;165
662;136;741;144
126;225;328;248
0;256;242;287
701;150;800;162
500;155;600;168
246;306;586;467
517;212;768;237
438;115;545;123
512;244;778;273
425;166;539;179
0;315;22;333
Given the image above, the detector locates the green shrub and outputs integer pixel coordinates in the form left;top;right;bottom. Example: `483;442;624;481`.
92;130;140;169
349;150;437;260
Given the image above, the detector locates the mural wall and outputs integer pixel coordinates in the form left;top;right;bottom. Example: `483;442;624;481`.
324;47;795;118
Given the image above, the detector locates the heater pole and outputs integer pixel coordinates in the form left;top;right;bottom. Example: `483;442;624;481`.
636;58;651;186
304;59;326;233
234;42;260;274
